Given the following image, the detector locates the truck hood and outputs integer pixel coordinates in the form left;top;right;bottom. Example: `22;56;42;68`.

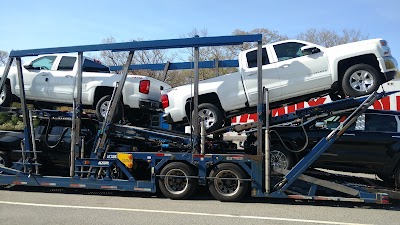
324;38;383;56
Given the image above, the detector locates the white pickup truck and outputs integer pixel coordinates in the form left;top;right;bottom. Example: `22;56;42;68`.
161;38;398;131
0;54;171;123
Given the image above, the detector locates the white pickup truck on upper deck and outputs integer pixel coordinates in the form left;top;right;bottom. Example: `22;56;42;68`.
0;54;171;124
161;38;398;131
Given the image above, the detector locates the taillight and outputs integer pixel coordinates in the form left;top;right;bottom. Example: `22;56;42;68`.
139;80;150;94
161;94;169;108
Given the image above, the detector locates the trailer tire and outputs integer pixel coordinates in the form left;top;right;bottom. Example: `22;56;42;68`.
158;162;197;200
0;151;11;168
395;166;400;188
95;95;122;122
208;163;249;202
0;84;12;107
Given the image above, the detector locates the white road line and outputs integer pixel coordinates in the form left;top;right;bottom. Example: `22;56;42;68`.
0;201;372;225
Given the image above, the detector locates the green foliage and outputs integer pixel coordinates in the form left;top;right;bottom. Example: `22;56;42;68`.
0;113;24;130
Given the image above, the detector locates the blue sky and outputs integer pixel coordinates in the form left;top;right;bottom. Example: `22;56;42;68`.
0;0;399;58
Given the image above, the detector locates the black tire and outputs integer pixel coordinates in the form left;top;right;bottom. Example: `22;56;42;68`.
158;162;198;200
270;144;296;170
95;95;122;122
208;163;249;202
125;109;152;127
395;166;400;188
342;64;381;97
0;151;11;167
192;103;224;132
0;84;12;107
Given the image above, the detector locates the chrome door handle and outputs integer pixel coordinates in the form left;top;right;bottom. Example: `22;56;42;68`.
343;133;355;136
280;64;289;68
65;75;73;78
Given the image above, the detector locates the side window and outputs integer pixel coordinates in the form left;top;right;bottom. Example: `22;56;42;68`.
365;114;397;132
83;59;110;73
57;56;76;71
273;42;306;61
246;48;269;68
31;56;57;70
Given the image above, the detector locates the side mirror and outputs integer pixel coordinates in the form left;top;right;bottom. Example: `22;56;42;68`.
23;62;33;70
314;121;326;128
301;46;321;55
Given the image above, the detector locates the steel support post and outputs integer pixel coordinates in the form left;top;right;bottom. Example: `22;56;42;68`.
192;44;200;154
264;88;270;193
95;51;134;156
71;52;84;176
16;57;33;168
256;40;263;156
214;58;219;76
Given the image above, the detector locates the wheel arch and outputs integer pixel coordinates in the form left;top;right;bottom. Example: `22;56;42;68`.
336;54;383;89
184;92;224;118
92;86;123;109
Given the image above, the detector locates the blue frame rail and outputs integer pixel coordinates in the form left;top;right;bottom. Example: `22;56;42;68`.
109;60;239;71
9;35;262;57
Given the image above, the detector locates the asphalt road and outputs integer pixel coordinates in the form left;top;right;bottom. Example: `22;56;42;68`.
1;187;399;225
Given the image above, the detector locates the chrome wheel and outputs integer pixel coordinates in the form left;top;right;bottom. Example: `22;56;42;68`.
213;169;240;197
0;155;5;166
164;169;189;195
271;150;289;169
0;89;6;105
100;100;110;118
349;70;374;92
198;108;216;129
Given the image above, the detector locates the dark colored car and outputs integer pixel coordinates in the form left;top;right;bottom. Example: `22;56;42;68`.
244;109;400;187
0;117;98;176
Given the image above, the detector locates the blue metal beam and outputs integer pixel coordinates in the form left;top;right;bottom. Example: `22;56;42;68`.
109;59;239;71
9;34;262;57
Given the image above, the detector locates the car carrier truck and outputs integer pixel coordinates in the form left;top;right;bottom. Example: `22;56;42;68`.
0;34;399;204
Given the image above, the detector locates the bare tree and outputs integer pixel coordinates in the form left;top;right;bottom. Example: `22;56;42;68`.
99;36;174;82
0;50;9;66
296;28;369;47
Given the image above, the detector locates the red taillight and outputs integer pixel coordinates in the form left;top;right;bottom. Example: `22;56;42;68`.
139;80;150;94
161;94;169;108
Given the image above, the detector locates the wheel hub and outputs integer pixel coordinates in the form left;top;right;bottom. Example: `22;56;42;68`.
164;169;188;195
214;170;240;197
349;70;374;92
271;150;288;169
100;101;110;118
0;89;5;105
198;109;216;129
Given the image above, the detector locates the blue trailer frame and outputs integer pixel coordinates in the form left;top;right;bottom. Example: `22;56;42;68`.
0;34;393;204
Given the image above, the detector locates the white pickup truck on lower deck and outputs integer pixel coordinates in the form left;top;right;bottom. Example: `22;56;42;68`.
0;54;171;123
161;38;398;131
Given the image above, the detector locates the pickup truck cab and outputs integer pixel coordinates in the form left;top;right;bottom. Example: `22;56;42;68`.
161;39;398;131
0;54;171;123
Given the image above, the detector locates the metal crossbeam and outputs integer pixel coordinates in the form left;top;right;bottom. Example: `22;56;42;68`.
9;35;261;57
109;60;239;71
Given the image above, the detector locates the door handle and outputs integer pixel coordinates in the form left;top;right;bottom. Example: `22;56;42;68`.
65;75;73;78
343;133;355;136
42;74;49;76
280;64;289;68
